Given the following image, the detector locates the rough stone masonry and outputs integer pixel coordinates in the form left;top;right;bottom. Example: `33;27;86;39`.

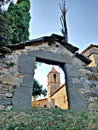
0;34;98;111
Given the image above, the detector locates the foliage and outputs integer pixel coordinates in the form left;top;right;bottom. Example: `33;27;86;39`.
0;11;10;47
33;79;47;97
6;0;31;44
0;0;30;46
0;109;98;130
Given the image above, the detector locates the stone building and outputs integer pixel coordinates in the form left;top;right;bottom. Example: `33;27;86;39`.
82;44;98;67
32;67;68;110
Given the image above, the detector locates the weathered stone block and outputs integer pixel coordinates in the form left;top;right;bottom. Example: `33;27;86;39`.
88;103;98;111
73;83;82;89
65;64;81;77
79;69;91;74
5;93;13;98
0;75;17;85
19;55;35;74
5;105;12;111
21;74;33;88
72;57;85;67
68;87;88;111
0;105;5;110
88;97;94;102
12;87;33;110
0;99;12;105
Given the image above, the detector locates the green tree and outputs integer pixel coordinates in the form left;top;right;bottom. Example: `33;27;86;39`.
0;0;12;47
33;79;47;97
32;79;47;107
0;11;10;47
6;0;31;44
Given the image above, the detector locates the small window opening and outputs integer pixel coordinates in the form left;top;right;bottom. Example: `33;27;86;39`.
44;105;47;108
64;95;66;103
55;105;57;108
53;74;56;83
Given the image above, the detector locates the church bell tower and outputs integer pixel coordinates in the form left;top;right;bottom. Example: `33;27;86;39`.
47;67;61;99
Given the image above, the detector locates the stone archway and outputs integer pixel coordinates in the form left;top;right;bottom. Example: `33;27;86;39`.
12;50;88;111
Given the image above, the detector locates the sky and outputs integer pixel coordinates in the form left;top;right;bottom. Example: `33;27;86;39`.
29;0;98;52
29;0;98;99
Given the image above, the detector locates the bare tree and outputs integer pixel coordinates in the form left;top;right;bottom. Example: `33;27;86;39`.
60;0;68;42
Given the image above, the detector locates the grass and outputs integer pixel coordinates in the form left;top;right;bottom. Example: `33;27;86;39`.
0;108;98;130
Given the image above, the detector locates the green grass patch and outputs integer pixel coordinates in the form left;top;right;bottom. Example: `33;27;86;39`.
0;108;98;130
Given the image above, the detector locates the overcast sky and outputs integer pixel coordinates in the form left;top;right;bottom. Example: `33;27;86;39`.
29;0;98;52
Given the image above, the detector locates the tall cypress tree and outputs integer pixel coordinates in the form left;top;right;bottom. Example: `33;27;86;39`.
7;0;31;44
0;11;10;47
0;0;12;47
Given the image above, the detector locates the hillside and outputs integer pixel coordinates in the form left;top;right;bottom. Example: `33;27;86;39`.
0;109;98;130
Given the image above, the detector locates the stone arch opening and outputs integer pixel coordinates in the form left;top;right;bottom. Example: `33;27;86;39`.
12;50;88;111
32;62;67;109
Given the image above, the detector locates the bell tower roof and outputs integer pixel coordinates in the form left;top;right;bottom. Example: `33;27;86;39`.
50;67;59;73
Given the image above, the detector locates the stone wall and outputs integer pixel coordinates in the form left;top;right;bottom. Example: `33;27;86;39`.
0;41;98;111
79;66;98;111
32;98;48;108
0;43;49;110
65;55;98;111
0;51;24;110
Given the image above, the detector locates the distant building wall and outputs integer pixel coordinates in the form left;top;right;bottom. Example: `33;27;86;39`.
32;98;48;108
50;85;68;110
82;45;98;67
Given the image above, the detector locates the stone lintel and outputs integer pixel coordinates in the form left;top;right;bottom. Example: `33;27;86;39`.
28;50;73;64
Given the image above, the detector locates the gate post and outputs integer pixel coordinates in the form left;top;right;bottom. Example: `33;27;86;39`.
12;55;36;110
63;63;88;111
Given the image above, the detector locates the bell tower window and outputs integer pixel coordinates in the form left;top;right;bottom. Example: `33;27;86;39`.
53;74;56;83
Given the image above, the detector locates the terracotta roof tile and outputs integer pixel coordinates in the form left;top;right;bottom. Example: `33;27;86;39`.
50;67;58;73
